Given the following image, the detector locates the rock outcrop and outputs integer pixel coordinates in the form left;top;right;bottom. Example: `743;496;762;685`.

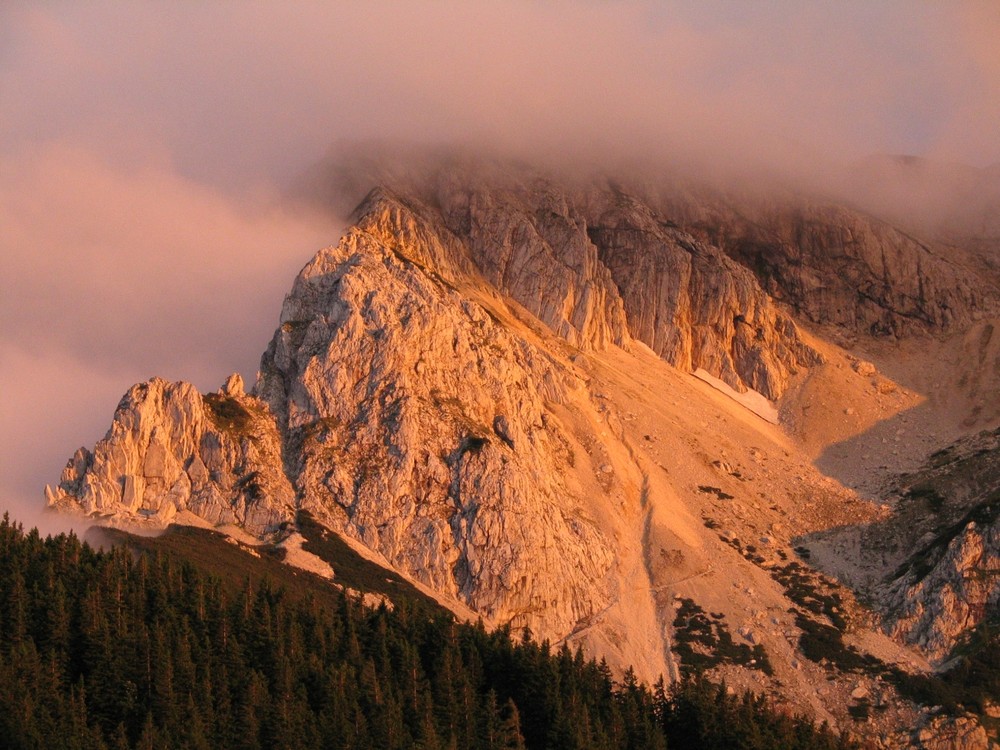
878;428;1000;661
326;153;999;345
256;193;616;637
888;517;1000;661
46;377;294;535
908;714;991;750
654;189;997;337
445;181;631;351
811;425;1000;663
332;165;821;399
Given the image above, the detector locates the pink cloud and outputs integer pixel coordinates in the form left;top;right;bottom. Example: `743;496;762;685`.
2;1;998;523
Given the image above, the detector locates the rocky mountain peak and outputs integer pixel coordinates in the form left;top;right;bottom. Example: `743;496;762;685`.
222;372;245;397
329;169;823;399
47;376;294;535
253;191;626;651
45;155;1000;745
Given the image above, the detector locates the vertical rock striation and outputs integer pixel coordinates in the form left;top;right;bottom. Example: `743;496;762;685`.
583;189;821;398
655;190;995;336
379;167;822;399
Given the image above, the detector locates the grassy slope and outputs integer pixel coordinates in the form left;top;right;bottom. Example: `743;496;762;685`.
90;515;448;616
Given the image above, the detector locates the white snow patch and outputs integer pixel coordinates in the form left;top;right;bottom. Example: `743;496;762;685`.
693;368;779;424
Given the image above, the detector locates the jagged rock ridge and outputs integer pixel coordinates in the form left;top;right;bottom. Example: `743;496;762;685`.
651;187;998;337
328;154;998;341
583;190;821;399
47;375;294;535
256;194;617;637
345;171;822;400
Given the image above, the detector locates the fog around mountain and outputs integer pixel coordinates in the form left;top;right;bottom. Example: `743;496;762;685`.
2;0;999;521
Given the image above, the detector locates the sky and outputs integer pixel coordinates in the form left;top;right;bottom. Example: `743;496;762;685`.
2;1;999;528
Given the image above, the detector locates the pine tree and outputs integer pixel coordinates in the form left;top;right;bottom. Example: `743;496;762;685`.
136;712;158;750
499;698;527;750
0;518;865;750
480;689;502;750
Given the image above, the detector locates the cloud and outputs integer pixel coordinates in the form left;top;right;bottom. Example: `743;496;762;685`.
0;347;126;533
4;2;999;185
924;2;1000;165
2;1;998;524
0;142;336;520
0;142;336;377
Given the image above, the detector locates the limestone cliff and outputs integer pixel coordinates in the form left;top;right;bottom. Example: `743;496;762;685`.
805;424;1000;665
329;164;821;399
450;182;631;351
326;153;999;348
653;188;996;337
889;517;1000;662
46;375;294;535
583;189;821;399
879;428;1000;662
256;193;618;638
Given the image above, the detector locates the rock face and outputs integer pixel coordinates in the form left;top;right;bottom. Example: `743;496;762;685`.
910;714;991;750
583;190;821;399
655;189;996;337
888;518;1000;661
329;154;999;344
878;428;1000;661
815;424;1000;664
444;180;631;351
256;191;616;636
46;377;294;535
337;167;821;399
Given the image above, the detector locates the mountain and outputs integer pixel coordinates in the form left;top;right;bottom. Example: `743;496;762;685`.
47;375;294;535
46;156;1000;747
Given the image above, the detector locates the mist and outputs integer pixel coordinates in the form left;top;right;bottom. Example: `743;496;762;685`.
2;1;998;525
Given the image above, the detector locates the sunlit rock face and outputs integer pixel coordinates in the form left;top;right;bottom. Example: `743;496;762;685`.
874;427;1000;663
255;190;617;638
581;189;821;400
887;518;1000;662
438;180;632;352
47;375;295;535
451;180;822;399
249;179;820;638
331;166;822;399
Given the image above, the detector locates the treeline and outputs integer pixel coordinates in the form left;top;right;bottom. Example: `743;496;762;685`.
0;515;856;749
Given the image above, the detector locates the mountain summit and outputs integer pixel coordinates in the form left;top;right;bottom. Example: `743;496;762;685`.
47;157;1000;747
